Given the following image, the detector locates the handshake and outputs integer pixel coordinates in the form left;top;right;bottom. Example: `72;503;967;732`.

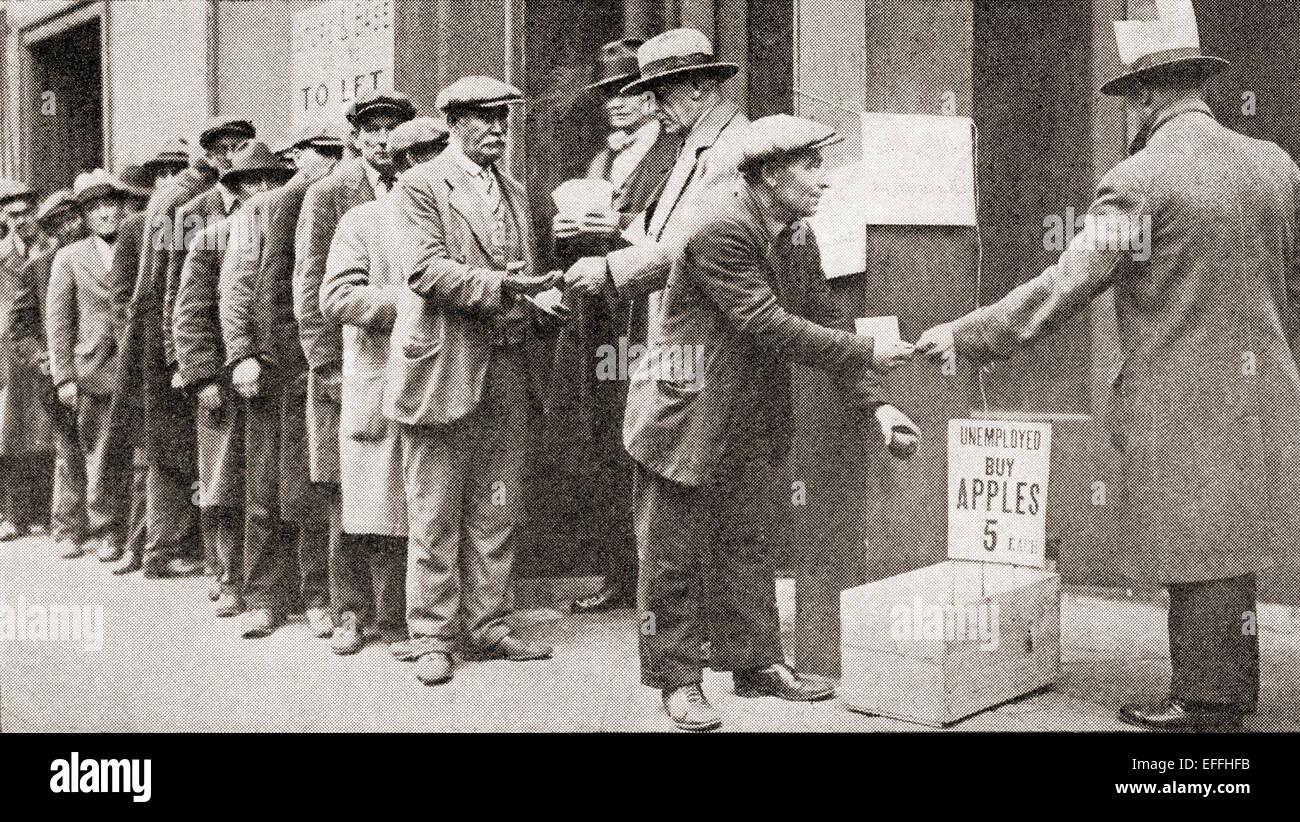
872;323;958;372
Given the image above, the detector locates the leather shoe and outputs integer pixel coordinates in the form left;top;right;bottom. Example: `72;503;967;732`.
663;684;722;731
734;663;835;701
56;539;86;559
476;633;553;661
306;607;334;638
1119;697;1247;731
0;521;18;541
239;608;280;638
330;612;365;655
111;550;142;575
164;556;205;577
97;538;124;563
415;652;454;685
214;592;243;618
572;580;633;614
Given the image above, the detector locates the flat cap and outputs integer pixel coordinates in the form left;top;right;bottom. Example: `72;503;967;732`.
276;122;348;155
734;115;843;173
72;169;129;205
0;178;35;206
390;116;450;156
143;138;192;172
345;89;417;126
35;189;79;224
198;117;256;150
435;76;524;113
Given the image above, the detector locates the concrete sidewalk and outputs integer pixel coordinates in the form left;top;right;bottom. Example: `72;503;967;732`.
3;532;1299;732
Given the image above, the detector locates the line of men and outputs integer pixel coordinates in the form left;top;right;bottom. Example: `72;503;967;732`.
3;29;920;733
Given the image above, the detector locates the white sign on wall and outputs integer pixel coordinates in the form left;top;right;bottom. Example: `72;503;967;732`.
859;112;977;226
292;0;395;131
947;419;1052;568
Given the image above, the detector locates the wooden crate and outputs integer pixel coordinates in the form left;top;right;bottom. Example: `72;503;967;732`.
839;560;1061;727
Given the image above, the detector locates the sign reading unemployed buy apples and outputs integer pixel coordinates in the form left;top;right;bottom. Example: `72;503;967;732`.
947;419;1052;568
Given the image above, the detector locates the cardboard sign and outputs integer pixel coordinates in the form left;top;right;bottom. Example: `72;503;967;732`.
292;0;395;132
947;419;1052;568
808;163;868;278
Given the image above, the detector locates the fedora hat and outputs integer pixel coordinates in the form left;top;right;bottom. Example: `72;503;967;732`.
72;169;129;206
1100;0;1228;96
585;38;644;94
221;141;295;189
117;164;155;201
620;29;738;96
143;138;192;174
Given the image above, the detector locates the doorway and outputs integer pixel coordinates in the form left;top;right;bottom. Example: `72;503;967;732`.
26;18;103;196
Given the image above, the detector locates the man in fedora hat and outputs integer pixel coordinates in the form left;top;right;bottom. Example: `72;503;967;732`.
626;115;917;730
174;141;294;618
293;88;417;641
318;116;449;654
142;138;192;188
546;37;685;615
8;190;85;560
222;123;344;640
385;76;557;685
129;117;256;580
0;178;52;544
918;0;1294;730
561;28;748;347
47;171;137;564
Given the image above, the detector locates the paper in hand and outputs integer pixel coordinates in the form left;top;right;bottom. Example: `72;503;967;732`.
552;179;615;219
855;316;901;344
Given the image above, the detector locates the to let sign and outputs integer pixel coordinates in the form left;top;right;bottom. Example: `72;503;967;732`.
947;419;1052;568
292;0;395;131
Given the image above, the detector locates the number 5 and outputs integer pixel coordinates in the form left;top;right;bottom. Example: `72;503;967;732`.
983;519;998;552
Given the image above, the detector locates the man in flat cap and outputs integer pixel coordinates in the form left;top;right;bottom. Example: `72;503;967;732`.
174;142;294;619
626;115;917;730
0;179;52;543
129;116;253;580
222;124;343;639
277;124;346;170
918;0;1292;730
293;88;416;641
385;76;557;686
46;171;137;564
319;116;449;654
8;191;85;560
161;117;258;591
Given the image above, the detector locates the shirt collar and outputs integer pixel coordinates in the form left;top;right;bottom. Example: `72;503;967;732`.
218;184;239;214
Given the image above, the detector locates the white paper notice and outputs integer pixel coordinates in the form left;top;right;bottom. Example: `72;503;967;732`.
859;112;977;226
947;419;1052;568
552;179;615;218
854;316;900;344
808;163;868;279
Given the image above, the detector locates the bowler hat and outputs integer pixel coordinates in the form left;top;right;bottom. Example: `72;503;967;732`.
436;76;524;114
1100;0;1228;96
345;90;418;127
72;169;129;206
221;141;296;189
198;117;256;151
620;29;738;96
585;38;644;94
734;114;843;174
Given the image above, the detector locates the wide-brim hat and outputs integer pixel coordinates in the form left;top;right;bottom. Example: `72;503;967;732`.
346;90;418;127
143;138;192;173
72;169;129;206
1100;0;1228;96
35;190;79;225
585;38;644;94
620;28;738;96
221;141;296;189
199;118;256;150
0;177;36;207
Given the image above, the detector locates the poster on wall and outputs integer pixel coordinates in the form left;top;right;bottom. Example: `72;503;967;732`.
291;0;395;132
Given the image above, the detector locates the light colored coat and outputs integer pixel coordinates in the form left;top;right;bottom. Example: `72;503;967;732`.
46;236;133;399
321;197;407;537
954;100;1300;586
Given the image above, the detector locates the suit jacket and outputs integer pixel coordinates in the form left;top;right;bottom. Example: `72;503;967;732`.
623;184;883;488
953;100;1300;586
46;237;133;398
166;184;236;369
295;158;376;483
605;99;748;312
10;247;72;436
383;149;545;427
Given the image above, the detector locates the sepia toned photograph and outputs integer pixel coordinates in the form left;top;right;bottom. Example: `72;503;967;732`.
0;0;1292;793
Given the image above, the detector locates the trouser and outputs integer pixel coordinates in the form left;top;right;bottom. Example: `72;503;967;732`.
123;449;148;556
144;463;199;562
202;508;243;595
330;507;406;641
1;453;52;529
634;452;785;690
51;425;87;545
241;386;330;613
1168;572;1259;711
77;394;131;544
403;345;530;652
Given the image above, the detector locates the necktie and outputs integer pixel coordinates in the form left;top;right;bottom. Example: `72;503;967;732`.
484;167;506;252
379;173;397;193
